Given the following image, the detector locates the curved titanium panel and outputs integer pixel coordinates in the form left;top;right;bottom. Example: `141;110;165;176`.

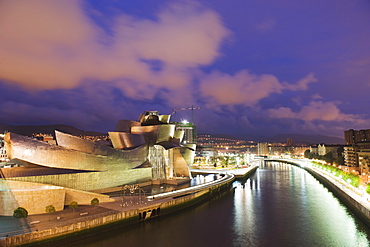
55;130;111;155
108;132;145;149
181;144;196;165
159;114;171;124
157;125;176;143
132;125;160;142
5;132;149;171
174;130;184;141
171;148;191;178
131;124;176;144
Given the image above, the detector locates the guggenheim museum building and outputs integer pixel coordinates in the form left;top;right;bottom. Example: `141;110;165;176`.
0;111;196;215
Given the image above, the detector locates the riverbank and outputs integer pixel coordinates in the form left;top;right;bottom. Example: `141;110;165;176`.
305;165;370;227
268;159;370;228
0;166;258;247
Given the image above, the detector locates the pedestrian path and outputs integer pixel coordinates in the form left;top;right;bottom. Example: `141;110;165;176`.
0;196;170;238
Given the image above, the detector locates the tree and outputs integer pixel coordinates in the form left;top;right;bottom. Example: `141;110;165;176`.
222;156;229;167
323;152;334;164
13;207;28;222
45;205;56;221
69;201;78;215
304;150;311;159
334;155;345;166
91;198;99;213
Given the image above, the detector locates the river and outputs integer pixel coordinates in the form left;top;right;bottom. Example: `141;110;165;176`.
64;161;370;247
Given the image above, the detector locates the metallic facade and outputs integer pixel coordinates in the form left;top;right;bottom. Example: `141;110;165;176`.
1;111;196;215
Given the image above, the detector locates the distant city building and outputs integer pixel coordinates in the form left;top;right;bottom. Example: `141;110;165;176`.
32;133;56;144
309;145;318;155
344;142;370;175
317;144;342;158
343;146;358;171
343;129;370;175
197;134;253;153
0;135;8;162
270;144;308;157
344;129;370;145
358;150;370;176
195;146;218;158
176;121;197;144
257;143;269;156
287;138;293;146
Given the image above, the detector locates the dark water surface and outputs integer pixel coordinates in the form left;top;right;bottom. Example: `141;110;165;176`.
65;162;370;247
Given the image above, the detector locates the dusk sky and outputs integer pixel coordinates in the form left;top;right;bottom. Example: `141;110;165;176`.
1;0;370;138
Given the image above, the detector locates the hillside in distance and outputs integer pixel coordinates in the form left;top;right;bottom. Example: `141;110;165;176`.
265;133;344;144
203;133;344;144
0;123;105;137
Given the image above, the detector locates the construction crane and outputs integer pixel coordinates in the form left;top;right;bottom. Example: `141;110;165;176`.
171;106;201;123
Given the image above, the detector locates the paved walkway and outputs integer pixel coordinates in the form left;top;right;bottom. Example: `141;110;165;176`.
0;196;171;237
0;166;255;238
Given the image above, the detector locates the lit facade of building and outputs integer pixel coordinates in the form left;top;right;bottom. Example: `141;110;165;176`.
343;146;359;173
344;129;370;145
317;144;342;158
257;143;269;156
0;111;196;215
175;121;197;144
343;129;370;175
0;136;8;162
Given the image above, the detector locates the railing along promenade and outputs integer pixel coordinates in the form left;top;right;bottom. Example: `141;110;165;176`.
0;169;238;246
147;172;235;200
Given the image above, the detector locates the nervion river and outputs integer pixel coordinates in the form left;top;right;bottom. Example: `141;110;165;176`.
65;162;370;247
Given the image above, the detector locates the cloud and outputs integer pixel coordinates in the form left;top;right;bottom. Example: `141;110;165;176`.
199;70;316;106
0;0;230;103
283;73;317;91
268;101;366;124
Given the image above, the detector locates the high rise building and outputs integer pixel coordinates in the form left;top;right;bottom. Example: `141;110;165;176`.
287;138;293;146
343;129;370;175
257;143;269;156
344;129;370;145
176;121;197;144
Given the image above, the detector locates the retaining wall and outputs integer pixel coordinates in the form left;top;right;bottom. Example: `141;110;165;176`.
1;173;236;246
267;159;370;228
304;167;370;227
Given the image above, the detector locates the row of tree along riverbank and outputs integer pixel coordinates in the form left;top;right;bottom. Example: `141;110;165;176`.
268;159;370;228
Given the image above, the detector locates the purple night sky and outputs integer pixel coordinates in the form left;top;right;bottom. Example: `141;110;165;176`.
0;0;369;138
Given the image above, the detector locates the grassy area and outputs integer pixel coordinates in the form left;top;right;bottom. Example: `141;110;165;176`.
311;161;360;188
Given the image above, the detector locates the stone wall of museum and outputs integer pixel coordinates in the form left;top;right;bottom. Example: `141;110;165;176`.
6;168;152;191
0;180;65;216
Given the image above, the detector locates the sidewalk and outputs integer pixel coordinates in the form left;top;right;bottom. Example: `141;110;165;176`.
0;195;171;238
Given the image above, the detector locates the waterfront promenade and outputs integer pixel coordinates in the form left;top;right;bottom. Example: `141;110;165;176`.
270;158;370;227
278;159;370;210
0;195;170;237
0;166;246;246
5;159;367;246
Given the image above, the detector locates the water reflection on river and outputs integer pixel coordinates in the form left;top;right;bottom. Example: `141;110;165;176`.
66;162;370;247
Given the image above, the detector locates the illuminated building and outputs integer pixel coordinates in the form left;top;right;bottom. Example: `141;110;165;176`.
175;120;197;144
257;143;269;156
0;111;196;215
